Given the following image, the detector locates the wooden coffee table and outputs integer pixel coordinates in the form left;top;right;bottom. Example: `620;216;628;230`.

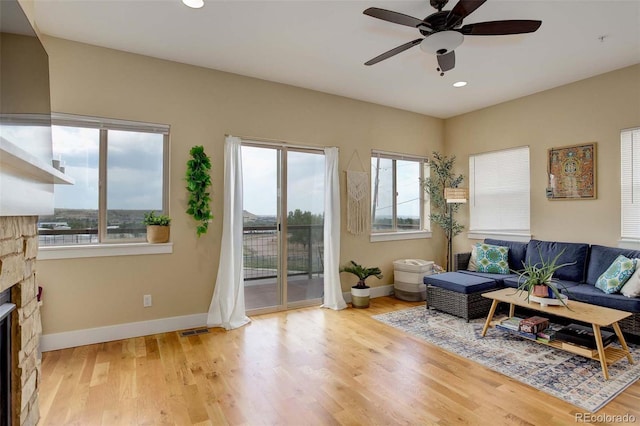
481;288;634;380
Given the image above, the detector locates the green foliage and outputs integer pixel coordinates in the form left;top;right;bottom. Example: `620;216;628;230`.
143;211;171;226
512;248;575;306
287;209;323;247
421;152;465;270
340;260;383;289
186;145;213;237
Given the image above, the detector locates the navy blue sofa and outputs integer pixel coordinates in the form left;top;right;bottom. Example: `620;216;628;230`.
454;238;640;337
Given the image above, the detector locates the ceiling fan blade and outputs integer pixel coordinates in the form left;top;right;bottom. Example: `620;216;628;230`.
437;50;455;72
363;7;425;28
364;39;423;66
459;20;542;35
446;0;487;27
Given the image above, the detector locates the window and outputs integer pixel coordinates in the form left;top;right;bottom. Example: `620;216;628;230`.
469;146;530;240
38;113;169;252
370;150;430;241
621;127;640;246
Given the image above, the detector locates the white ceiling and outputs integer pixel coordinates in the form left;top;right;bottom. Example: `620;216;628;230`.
33;0;640;118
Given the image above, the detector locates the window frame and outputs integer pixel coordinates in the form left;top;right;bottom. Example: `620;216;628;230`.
370;150;431;242
38;113;171;259
620;126;640;249
468;146;531;242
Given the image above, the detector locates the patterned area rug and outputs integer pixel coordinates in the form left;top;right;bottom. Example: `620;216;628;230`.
373;306;640;412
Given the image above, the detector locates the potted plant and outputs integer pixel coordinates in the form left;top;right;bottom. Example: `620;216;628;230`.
512;248;575;307
340;260;383;309
143;211;171;243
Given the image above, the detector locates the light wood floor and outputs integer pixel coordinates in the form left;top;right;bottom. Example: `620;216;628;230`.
39;297;640;425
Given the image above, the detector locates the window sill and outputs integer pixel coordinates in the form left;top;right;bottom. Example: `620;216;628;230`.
37;242;173;260
618;239;640;250
467;231;531;242
370;231;431;243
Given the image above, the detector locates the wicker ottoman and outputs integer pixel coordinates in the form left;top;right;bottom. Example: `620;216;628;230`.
424;272;497;322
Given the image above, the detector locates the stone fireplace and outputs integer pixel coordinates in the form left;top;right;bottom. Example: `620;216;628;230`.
0;216;41;426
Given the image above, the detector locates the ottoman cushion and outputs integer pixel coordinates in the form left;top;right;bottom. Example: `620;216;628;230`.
424;272;497;294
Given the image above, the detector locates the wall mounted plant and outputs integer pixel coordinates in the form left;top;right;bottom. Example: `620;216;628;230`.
186;145;212;236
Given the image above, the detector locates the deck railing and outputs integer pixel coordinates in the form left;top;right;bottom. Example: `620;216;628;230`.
38;224;325;280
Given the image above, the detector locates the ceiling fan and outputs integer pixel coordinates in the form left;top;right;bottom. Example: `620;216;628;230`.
363;0;542;75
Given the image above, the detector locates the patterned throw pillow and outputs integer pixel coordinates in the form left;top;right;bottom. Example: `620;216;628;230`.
621;259;640;297
475;243;510;274
595;255;637;294
467;245;478;272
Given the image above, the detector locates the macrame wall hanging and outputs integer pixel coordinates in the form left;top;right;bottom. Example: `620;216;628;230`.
346;150;368;235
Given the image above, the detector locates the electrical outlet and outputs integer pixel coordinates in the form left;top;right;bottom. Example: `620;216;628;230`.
143;294;152;307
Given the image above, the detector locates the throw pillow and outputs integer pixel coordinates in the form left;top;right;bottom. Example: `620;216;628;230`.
475;243;510;274
595;255;637;294
467;245;478;272
621;258;640;297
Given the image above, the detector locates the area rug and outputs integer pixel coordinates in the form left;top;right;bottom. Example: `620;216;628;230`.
373;306;640;412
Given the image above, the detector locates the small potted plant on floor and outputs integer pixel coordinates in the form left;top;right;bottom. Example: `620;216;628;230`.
340;260;383;309
513;248;574;307
143;211;171;243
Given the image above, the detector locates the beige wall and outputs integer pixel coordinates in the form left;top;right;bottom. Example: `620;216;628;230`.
37;37;444;334
445;64;640;255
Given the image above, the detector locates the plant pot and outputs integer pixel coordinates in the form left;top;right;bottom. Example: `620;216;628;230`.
532;284;549;298
351;286;370;309
147;225;170;243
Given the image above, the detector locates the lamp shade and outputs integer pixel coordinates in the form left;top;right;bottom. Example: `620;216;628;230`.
444;187;468;203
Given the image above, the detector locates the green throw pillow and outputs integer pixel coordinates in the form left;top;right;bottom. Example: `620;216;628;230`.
595;255;637;294
475;243;509;274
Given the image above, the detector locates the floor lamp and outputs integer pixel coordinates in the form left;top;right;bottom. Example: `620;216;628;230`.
444;188;468;272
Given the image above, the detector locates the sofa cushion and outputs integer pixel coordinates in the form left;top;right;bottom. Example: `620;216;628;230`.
475;243;509;274
459;270;514;286
503;276;581;291
562;284;640;312
586;245;640;286
485;238;528;271
424;272;497;294
525;239;589;282
595;255;637;294
621;260;640;297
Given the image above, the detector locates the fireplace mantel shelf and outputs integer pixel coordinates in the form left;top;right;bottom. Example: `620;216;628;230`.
0;137;74;185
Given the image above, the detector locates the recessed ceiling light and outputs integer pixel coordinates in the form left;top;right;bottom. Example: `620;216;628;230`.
453;81;467;88
182;0;204;8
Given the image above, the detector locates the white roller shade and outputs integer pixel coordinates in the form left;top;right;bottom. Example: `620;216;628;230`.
621;127;640;239
469;146;530;236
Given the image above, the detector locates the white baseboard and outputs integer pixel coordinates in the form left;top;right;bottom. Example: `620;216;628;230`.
40;313;207;352
342;284;394;303
41;285;396;352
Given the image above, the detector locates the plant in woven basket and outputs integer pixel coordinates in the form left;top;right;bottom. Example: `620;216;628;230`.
186;145;212;236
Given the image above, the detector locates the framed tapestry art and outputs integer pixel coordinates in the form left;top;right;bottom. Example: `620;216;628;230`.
547;142;596;200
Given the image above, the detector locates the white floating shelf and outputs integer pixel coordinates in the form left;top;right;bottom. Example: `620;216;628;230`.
0;136;74;185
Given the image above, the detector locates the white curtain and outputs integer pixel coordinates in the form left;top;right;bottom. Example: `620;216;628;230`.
321;147;347;310
207;136;251;330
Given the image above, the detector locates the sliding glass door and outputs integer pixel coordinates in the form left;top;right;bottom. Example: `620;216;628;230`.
242;144;324;313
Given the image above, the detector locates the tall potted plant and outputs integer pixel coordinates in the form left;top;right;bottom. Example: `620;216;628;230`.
143;211;171;243
340;260;383;309
422;152;464;271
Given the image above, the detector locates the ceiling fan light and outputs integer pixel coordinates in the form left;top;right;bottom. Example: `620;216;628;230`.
182;0;204;9
419;30;464;55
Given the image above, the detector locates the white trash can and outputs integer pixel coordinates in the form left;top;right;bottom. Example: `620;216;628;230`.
393;259;434;301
